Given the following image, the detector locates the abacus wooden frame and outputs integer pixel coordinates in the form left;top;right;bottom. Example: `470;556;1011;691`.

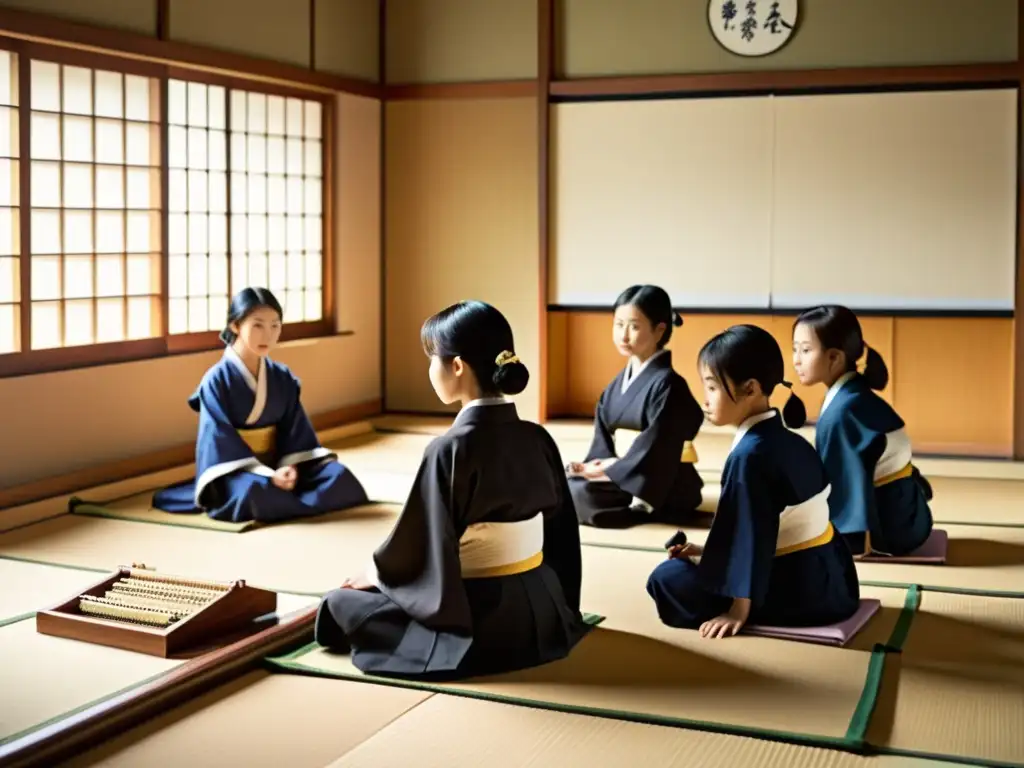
0;36;336;380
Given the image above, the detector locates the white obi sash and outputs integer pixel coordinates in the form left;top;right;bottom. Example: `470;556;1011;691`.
613;428;699;464
459;513;544;579
875;428;913;486
776;485;835;556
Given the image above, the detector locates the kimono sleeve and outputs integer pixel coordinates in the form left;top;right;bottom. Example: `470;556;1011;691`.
192;369;275;506
583;388;616;462
540;433;583;614
370;437;472;634
818;406;884;537
604;379;700;509
275;369;336;468
697;450;779;609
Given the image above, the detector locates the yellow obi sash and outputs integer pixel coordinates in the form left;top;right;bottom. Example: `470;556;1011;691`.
459;513;544;579
238;425;276;462
775;485;835;557
875;463;913;487
614;429;698;464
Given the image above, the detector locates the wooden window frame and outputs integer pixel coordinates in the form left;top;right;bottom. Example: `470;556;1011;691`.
0;37;335;379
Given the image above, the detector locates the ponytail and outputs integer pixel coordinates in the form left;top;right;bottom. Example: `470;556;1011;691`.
862;344;889;391
780;380;807;429
671;311;683;328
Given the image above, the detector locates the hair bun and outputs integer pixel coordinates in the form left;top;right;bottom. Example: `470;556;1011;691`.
492;360;530;397
672;312;683;327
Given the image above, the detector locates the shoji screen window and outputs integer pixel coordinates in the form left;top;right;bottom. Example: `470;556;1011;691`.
0;48;18;355
167;79;228;334
28;59;162;350
229;90;323;323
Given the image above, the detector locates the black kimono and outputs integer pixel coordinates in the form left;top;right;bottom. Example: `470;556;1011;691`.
315;399;590;679
647;410;860;630
570;350;705;528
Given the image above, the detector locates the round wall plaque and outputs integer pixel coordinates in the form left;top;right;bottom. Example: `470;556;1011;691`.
708;0;798;57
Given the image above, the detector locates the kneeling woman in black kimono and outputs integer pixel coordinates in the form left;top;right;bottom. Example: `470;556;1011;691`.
315;300;590;678
568;285;705;528
647;325;860;639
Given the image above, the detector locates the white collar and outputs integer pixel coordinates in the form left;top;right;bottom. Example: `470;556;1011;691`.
820;371;857;417
622;348;667;393
462;396;509;411
730;409;778;452
224;346;268;425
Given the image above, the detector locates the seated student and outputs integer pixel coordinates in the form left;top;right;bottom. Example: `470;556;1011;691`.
153;287;368;523
315;300;590;678
647;325;860;639
567;285;705;529
792;305;934;557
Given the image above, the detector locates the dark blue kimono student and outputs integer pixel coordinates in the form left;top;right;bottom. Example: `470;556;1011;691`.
316;301;589;679
647;325;860;639
793;305;934;557
568;285;705;529
153;287;368;523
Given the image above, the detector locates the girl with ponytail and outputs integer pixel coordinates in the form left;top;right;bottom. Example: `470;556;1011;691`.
793;306;933;557
567;285;705;529
316;300;590;678
646;324;859;639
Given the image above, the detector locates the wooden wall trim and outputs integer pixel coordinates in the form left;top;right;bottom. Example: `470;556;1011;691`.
547;304;1014;319
0;399;382;511
549;63;1019;99
0;6;381;97
379;0;388;408
1016;0;1024;460
538;0;553;419
386;80;539;100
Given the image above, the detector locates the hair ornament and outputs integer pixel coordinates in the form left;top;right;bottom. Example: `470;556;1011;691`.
495;350;520;367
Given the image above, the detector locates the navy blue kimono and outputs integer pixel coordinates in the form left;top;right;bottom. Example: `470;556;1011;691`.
815;372;934;556
571;350;704;529
647;410;860;629
153;347;368;523
315;399;590;679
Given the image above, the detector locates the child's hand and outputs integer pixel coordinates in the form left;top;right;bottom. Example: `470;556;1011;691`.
272;465;297;491
565;462;585;476
699;598;751;639
581;458;616;480
669;542;703;560
341;571;375;590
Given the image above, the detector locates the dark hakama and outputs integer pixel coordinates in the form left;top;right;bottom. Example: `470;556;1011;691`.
816;372;934;556
571;350;705;529
647;411;860;629
315;400;591;679
153;348;367;523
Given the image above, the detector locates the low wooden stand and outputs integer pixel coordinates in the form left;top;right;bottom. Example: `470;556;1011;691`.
35;565;278;658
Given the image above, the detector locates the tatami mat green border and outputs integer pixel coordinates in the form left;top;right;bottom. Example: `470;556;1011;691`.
68;497;258;533
580;542;1024;599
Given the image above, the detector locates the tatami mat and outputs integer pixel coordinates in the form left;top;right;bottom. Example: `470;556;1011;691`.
0;504;400;595
269;546;905;749
328;693;954;768
64;670;432;768
867;591;1024;766
0;559;106;626
926;477;1024;527
0;618;181;745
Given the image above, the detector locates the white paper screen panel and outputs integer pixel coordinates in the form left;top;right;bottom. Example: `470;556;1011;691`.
550;97;775;308
770;88;1017;311
551;89;1017;312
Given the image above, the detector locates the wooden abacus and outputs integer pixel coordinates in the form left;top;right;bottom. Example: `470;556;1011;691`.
36;564;278;658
